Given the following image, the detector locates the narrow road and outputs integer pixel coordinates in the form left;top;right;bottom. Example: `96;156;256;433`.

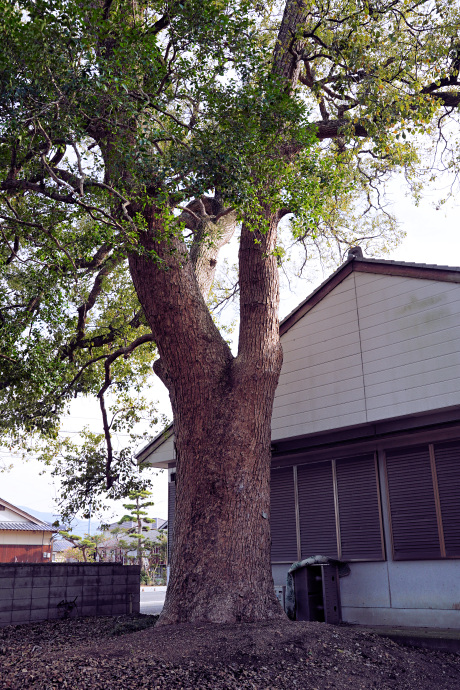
139;585;166;615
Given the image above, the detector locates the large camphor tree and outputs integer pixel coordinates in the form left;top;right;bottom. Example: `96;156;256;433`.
1;0;459;624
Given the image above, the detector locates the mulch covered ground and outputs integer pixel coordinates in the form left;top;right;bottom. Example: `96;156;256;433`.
0;614;459;689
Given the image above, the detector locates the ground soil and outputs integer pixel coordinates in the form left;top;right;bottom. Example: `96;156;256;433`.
0;614;459;689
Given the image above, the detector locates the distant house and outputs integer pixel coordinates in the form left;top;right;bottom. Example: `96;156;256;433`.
0;498;55;563
51;538;75;562
139;252;460;629
99;518;167;571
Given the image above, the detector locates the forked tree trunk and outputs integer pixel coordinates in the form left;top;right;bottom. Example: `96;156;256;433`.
126;0;305;626
128;209;285;624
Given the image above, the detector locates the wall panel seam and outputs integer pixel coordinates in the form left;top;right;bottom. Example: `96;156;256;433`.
429;443;446;558
331;459;342;560
293;466;301;561
352;272;369;423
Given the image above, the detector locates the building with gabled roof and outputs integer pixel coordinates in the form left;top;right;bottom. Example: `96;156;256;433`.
139;250;460;629
0;497;55;563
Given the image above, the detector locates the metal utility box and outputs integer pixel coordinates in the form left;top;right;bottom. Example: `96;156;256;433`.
293;564;341;624
274;585;286;611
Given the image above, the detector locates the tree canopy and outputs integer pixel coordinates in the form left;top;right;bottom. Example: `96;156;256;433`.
1;0;459;520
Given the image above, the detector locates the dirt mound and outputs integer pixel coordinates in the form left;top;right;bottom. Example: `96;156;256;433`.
0;615;459;689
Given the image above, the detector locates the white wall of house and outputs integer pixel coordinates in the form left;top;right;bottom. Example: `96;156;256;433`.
143;267;460;457
273;274;366;439
0;531;53;545
357;272;460;422
0;507;29;522
144;435;175;468
272;272;460;440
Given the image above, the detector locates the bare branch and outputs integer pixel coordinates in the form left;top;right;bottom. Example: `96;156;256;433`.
96;332;155;487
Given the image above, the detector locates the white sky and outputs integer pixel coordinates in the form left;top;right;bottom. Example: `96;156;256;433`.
1;176;459;523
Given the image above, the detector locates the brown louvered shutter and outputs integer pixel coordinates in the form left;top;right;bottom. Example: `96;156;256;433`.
385;446;441;560
297;462;338;559
433;440;460;557
336;454;384;560
167;480;176;563
270;467;298;562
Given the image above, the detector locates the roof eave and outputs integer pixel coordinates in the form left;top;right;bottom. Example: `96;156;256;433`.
136;425;174;463
0;522;56;532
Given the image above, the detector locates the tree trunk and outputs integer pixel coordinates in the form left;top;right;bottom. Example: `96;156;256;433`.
128;207;284;624
161;376;283;624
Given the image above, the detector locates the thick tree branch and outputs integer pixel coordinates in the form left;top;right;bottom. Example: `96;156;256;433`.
128;226;232;400
315;118;368;140
75;244;112;270
272;0;310;87
237;210;282;368
61;309;146;359
150;14;170;35
179;196;238;299
423;89;460;108
73;257;122;347
3;234;19;266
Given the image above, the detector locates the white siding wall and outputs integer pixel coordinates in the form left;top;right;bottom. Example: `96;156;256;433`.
153;435;175;465
145;268;460;457
272;271;460;440
356;272;460;421
0;507;28;522
272;274;367;440
143;434;175;468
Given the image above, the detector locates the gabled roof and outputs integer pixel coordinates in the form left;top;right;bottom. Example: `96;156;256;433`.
280;252;460;336
0;497;53;527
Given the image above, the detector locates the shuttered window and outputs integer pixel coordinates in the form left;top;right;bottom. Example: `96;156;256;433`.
385;445;441;560
336;455;384;561
433;441;460;558
385;441;460;561
297;462;338;559
270;454;384;563
270;467;298;562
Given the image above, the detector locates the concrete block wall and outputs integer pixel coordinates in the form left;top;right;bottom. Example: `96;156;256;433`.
0;563;140;627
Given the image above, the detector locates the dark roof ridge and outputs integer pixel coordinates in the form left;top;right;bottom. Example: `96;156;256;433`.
0;521;55;531
349;254;460;272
